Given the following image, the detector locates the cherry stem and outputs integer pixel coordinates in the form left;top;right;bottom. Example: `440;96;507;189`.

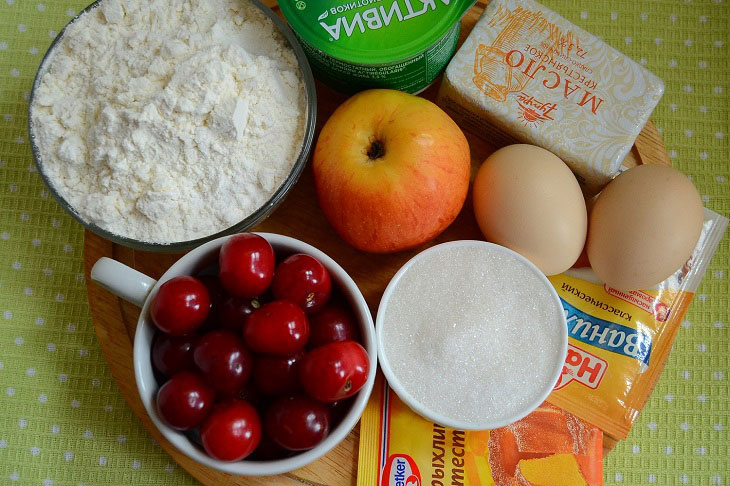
367;140;385;160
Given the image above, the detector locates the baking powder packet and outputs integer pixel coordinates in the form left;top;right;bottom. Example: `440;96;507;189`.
546;208;727;441
357;374;602;486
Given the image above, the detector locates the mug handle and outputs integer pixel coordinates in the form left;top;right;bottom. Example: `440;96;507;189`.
90;257;157;308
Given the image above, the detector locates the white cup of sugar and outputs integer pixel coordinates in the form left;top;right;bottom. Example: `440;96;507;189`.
376;240;568;430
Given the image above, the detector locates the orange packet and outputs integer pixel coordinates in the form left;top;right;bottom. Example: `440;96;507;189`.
357;374;602;486
546;209;727;441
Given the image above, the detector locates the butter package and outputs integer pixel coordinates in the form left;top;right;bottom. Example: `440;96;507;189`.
437;0;665;195
547;208;727;441
358;374;603;486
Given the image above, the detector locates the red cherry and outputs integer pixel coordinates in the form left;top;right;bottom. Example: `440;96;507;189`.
299;341;369;403
308;305;360;348
219;382;265;410
329;397;355;429
219;295;260;332
248;431;291;461
197;275;225;330
200;400;261;462
156;371;214;430
150;276;210;336
151;333;198;377
244;300;309;356
219;233;275;298
253;353;303;396
264;395;330;451
193;330;253;394
272;254;332;313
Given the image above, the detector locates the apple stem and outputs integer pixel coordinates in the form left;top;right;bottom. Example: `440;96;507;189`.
367;140;386;160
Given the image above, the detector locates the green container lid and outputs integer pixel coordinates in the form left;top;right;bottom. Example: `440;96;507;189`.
279;0;476;65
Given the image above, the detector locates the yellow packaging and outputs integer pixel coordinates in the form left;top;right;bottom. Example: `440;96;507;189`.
546;274;686;440
357;375;603;486
437;0;665;195
546;209;727;440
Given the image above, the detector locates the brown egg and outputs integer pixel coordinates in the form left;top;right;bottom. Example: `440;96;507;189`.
587;164;704;290
472;145;587;276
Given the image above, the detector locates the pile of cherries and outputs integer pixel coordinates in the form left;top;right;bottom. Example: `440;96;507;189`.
150;233;370;462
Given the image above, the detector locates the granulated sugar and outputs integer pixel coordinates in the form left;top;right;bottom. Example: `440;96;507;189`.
380;243;565;428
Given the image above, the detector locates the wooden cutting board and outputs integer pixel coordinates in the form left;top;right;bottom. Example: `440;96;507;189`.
83;2;671;484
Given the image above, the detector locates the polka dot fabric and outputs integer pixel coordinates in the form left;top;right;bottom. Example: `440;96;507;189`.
0;0;727;484
1;1;200;483
545;2;730;484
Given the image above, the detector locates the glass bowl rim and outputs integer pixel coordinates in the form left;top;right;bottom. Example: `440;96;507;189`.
27;0;318;252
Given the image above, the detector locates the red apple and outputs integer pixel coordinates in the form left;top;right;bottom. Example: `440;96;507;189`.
312;89;471;254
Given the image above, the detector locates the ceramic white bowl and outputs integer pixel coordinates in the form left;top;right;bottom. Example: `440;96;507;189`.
90;233;377;476
375;240;567;430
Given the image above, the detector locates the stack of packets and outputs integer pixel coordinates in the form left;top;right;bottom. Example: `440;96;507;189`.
548;208;727;444
359;208;727;485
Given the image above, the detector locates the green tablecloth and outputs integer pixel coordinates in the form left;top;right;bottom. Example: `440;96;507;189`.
0;0;727;484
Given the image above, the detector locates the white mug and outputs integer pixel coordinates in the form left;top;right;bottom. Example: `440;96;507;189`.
90;232;377;476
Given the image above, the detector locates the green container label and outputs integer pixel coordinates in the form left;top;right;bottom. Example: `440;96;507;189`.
279;0;475;93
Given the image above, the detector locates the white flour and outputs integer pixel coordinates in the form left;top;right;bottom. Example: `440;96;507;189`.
31;0;306;243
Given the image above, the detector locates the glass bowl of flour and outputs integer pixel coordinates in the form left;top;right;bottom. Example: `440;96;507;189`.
376;240;568;430
28;0;316;251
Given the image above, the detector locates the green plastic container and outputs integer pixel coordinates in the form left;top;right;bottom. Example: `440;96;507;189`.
279;0;476;94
